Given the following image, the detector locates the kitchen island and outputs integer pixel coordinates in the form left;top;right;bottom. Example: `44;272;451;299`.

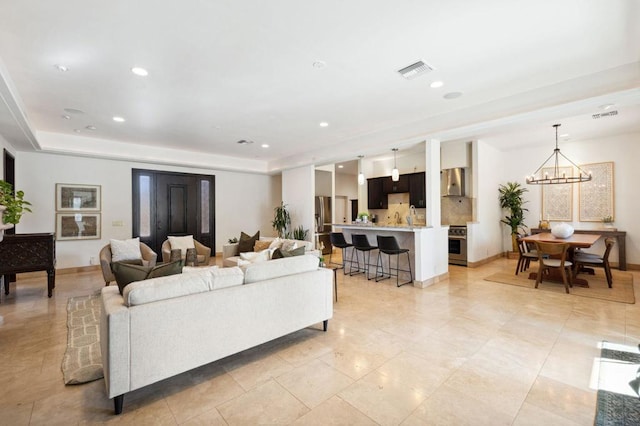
334;223;449;288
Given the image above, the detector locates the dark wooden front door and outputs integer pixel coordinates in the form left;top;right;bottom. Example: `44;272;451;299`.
132;169;215;256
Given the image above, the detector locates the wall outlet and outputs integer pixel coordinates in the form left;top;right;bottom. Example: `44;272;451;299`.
112;220;124;227
89;256;96;265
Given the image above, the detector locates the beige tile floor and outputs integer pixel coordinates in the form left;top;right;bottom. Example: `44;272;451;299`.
1;256;638;425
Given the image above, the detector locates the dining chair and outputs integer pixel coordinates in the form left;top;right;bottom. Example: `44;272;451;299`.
572;237;615;288
515;235;538;275
534;241;573;293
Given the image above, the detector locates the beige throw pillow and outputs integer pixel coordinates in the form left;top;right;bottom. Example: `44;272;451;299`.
110;237;142;262
254;240;271;252
168;235;195;256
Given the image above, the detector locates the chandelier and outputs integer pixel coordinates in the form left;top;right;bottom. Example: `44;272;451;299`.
526;124;592;185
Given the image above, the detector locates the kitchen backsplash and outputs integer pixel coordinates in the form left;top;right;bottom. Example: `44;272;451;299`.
441;196;472;225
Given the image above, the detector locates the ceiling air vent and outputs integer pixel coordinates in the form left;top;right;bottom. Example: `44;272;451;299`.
592;110;618;119
397;60;434;80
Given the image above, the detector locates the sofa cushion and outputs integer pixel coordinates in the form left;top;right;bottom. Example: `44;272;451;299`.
168;235;195;256
110;237;142;262
210;266;245;290
123;267;211;306
112;260;183;295
238;231;260;253
240;250;270;263
271;246;305;259
243;254;319;284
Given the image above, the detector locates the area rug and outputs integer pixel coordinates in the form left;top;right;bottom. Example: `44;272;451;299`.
595;341;640;425
483;268;635;304
61;292;104;384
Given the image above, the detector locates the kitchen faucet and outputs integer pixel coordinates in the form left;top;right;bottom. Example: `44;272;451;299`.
394;211;401;224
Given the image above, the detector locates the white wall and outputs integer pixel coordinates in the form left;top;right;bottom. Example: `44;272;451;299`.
282;165;315;242
16;151;277;268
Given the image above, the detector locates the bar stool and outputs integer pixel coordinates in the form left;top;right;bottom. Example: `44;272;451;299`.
375;235;413;287
350;234;377;280
329;232;353;274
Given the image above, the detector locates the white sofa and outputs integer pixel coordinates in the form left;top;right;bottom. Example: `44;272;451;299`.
100;254;333;414
222;236;319;267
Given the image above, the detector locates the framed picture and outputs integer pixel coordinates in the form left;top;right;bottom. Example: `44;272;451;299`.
579;161;614;222
56;213;101;240
56;184;101;212
541;166;573;221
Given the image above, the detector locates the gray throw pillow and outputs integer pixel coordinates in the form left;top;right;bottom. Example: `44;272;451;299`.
112;260;184;295
238;231;260;253
271;246;305;259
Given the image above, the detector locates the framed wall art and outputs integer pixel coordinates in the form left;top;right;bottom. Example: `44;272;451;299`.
541;166;573;221
579;161;614;222
56;183;101;212
56;213;101;240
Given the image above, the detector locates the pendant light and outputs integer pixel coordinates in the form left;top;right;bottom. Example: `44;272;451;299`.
526;124;592;185
391;148;399;181
357;155;365;185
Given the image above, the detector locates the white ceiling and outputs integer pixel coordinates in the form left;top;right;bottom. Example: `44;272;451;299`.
0;0;639;173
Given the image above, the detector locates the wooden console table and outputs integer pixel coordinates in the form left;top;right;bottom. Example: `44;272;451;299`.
0;233;56;298
531;228;627;271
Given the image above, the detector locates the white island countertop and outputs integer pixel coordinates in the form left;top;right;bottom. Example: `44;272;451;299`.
333;223;430;232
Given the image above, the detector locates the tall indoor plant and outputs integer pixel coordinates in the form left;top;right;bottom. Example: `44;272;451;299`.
0;180;32;225
498;181;528;252
272;201;291;238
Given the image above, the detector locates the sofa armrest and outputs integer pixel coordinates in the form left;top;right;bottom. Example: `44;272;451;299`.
223;243;239;259
100;286;131;399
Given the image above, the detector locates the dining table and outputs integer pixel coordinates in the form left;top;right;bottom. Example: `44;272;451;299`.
521;232;602;287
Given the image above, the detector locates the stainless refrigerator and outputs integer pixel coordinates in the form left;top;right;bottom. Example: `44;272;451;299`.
315;196;332;254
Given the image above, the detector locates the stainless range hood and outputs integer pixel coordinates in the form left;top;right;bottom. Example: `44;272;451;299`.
441;168;465;197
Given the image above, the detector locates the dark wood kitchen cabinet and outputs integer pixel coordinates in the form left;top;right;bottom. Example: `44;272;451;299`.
367;177;387;209
409;172;426;207
382;175;409;194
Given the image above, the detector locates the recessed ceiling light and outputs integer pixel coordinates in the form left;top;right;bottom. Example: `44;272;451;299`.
131;67;149;76
261;144;269;148
599;103;615;110
64;108;84;114
237;139;254;145
443;92;463;100
54;64;69;72
430;81;444;88
62;115;71;120
312;60;326;69
86;125;97;130
559;133;569;138
112;116;125;122
319;122;329;127
73;129;81;133
338;165;344;169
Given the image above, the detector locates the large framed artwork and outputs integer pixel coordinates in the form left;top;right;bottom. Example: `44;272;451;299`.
541;166;573;221
56;184;101;212
579;162;614;222
56;213;101;240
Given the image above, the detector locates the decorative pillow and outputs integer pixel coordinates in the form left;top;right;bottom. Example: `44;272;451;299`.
112;260;183;295
254;239;271;252
168;235;195;256
271;246;306;259
238;231;260;253
146;260;184;280
280;240;298;252
110;237;142;262
268;238;284;250
111;262;152;295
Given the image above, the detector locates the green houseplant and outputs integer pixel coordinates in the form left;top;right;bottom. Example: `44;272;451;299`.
498;182;528;252
0;180;32;225
272;202;291;238
292;225;309;241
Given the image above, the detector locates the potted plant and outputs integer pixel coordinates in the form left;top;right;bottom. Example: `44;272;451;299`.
292;225;309;241
498;182;528;252
0;180;32;225
357;211;370;223
272;202;291;238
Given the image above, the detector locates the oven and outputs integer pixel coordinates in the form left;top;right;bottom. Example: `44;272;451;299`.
448;225;468;266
